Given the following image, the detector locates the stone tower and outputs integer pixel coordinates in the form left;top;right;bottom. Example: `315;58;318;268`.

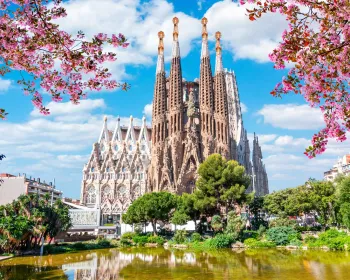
150;31;168;192
213;31;230;159
199;17;215;159
252;133;269;195
148;17;269;196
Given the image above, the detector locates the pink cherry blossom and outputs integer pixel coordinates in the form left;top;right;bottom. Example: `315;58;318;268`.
242;0;350;158
0;0;130;120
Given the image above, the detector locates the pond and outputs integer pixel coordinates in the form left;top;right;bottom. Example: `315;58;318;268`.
1;248;350;279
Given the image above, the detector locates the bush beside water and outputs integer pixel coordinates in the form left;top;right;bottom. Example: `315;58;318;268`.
44;238;117;254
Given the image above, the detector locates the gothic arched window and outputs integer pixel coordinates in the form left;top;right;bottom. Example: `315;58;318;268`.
86;185;96;204
133;185;141;199
102;185;111;200
118;185;127;196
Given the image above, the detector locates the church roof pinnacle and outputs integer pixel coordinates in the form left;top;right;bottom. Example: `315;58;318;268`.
171;17;180;58
215;31;223;74
200;17;209;58
156;32;165;74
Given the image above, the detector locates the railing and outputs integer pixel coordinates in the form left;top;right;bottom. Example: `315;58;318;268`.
69;209;99;227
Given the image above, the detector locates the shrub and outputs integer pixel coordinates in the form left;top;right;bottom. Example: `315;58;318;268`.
205;234;235;249
134;224;144;235
269;217;297;228
121;232;136;240
266;226;298;246
211;215;223;232
147;235;165;245
132;235;148;246
70;242;86;250
304;235;317;244
305;229;350;251
289;239;303;247
244;238;276;248
318;229;346;241
191;232;202;242
173;229;187;244
120;239;132;247
257;225;267;238
224;212;245;240
97;238;111;248
243;230;259;240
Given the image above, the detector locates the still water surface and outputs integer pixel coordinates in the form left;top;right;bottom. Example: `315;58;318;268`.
1;248;350;280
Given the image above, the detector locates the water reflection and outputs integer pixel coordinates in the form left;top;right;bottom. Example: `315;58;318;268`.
1;248;350;280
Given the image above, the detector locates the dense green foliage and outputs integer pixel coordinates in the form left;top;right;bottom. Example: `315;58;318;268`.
0;194;71;254
204;234;235;249
306;229;350;250
224;211;245;240
173;229;187;244
266;226;300;246
194;154;252;215
243;238;276;248
44;238;117;254
122;192;177;235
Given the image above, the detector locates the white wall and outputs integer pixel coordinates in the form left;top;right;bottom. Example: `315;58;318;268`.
0;177;26;205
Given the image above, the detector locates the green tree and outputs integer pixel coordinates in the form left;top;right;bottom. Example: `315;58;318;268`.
306;180;336;225
211;215;223;233
171;210;190;230
335;176;350;228
248;197;268;230
224;211;245;240
122;192;176;235
177;193;201;229
194;154;251;216
0;194;71;253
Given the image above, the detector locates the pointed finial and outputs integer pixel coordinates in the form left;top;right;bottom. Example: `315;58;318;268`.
215;31;222;54
173;17;179;40
142;115;146;123
201;17;208;39
104;115;107;122
158;31;164;54
130;115;133;121
117;115;120;122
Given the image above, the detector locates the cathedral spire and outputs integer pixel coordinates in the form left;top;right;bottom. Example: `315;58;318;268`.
156;31;165;74
201;17;209;58
168;16;183;117
98;116;109;143
172;17;180;58
199;17;214;158
215;31;223;74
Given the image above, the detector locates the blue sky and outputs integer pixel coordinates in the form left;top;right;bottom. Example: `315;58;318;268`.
0;0;347;199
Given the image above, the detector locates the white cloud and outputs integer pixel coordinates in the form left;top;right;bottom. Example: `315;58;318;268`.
54;0;201;82
204;0;287;62
257;104;324;130
274;135;310;147
0;99;148;197
241;102;248;113
143;103;153;119
197;0;205;10
0;78;11;93
30;99;106;117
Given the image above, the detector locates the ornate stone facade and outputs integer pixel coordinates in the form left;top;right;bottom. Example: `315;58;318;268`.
79;18;269;227
80;116;151;225
148;17;269;196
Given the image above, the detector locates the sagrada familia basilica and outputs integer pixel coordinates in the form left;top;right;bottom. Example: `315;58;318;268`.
79;17;268;226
